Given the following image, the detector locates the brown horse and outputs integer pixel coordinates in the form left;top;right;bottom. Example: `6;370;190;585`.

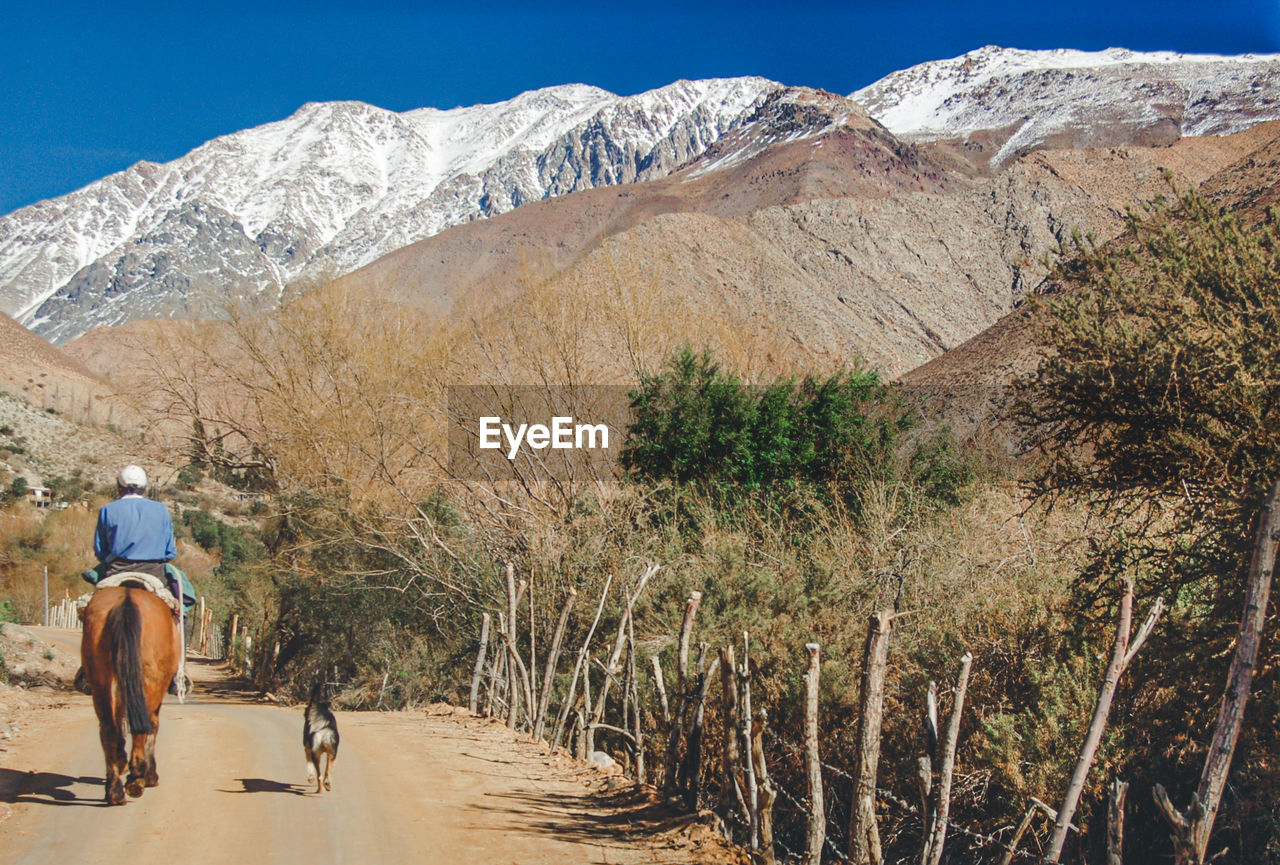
80;586;180;805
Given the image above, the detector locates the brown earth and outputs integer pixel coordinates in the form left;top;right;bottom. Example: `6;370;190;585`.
0;626;743;865
0;314;128;428
901;121;1280;440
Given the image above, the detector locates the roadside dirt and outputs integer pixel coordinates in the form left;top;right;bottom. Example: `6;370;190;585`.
0;626;744;865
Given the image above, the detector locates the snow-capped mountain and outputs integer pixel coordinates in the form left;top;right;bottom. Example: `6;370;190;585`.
854;46;1280;165
2;78;778;343
7;47;1280;346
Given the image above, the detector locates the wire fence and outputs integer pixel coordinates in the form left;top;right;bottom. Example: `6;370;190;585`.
762;728;1040;864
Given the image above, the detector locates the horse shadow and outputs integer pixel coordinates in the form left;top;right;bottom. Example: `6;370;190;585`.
0;768;106;807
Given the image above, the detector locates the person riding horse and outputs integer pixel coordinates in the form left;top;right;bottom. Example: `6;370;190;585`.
80;465;188;696
81;465;185;804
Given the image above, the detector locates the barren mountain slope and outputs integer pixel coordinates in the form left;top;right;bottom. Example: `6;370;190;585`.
325;120;1280;378
328;90;951;314
0;314;127;426
59;121;1280;390
901;122;1280;438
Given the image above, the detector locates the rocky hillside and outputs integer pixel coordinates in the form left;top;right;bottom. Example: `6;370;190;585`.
63;110;1280;387
901;120;1280;439
323;113;1280;378
0;313;128;427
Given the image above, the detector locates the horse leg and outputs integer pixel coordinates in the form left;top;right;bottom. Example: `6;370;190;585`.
126;732;148;798
94;692;127;806
143;712;161;787
127;707;164;796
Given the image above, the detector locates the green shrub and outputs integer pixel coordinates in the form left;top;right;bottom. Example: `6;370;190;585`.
181;509;264;566
622;346;973;520
177;465;204;490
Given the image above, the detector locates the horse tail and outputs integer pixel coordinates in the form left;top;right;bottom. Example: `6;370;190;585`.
108;590;154;735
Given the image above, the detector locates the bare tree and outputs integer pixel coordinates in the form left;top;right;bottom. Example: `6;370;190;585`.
1154;477;1280;864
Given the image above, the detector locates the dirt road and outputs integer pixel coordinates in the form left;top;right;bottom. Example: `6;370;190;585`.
1;627;739;865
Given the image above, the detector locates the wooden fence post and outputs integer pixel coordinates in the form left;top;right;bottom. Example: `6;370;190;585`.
663;590;702;796
802;643;825;865
682;643;719;810
752;707;777;865
626;611;646;783
1108;778;1129;865
589;565;658;753
719;644;747;819
924;651;973;865
1044;579;1163;863
470;612;491;714
533;588;576;740
741;632;758;852
850;610;892;865
551;576;612;753
505;565;521;729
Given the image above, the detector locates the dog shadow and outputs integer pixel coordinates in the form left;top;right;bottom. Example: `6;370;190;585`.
222;777;310;795
0;768;106;807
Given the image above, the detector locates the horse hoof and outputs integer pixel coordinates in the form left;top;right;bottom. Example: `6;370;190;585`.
126;778;145;798
108;782;126;805
145;774;159;788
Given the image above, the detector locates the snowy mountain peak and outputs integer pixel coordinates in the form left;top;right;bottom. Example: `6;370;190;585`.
854;45;1280;164
0;77;782;342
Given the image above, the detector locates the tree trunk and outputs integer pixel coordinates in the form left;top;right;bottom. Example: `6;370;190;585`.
1155;476;1280;864
850;610;892;865
1108;778;1129;865
802;643;825;865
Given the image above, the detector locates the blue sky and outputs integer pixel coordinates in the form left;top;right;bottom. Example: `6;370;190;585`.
3;1;1279;215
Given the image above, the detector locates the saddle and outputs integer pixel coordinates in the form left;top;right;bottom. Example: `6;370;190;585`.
95;572;184;618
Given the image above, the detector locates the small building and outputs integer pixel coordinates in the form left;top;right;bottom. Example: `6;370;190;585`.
26;486;52;508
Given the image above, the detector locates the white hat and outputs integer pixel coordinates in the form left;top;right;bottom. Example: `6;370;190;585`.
117;465;148;490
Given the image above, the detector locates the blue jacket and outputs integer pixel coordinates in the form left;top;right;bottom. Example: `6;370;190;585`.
94;495;177;564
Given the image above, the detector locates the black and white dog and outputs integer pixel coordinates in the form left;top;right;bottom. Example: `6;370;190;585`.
304;682;339;793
